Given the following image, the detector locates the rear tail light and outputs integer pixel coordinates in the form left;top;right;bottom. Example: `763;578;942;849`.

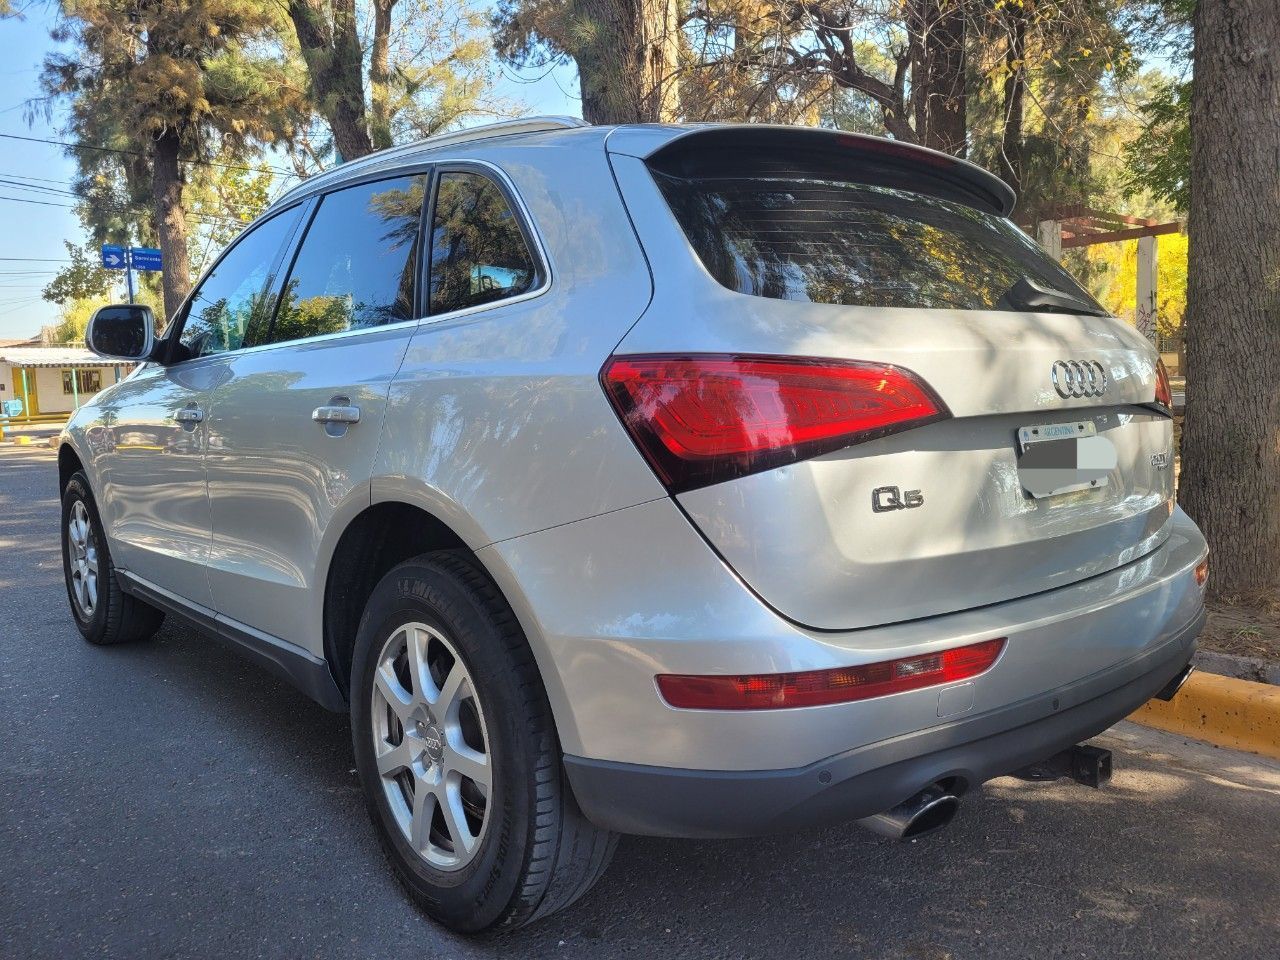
1154;358;1172;411
600;354;949;493
657;638;1006;710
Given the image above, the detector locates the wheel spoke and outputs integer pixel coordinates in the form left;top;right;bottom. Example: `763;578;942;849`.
406;626;433;704
433;661;466;714
85;574;97;611
376;738;416;777
437;779;476;856
446;743;490;799
374;664;413;721
409;778;435;852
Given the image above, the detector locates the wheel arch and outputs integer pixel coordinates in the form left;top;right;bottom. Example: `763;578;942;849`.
58;442;85;494
319;496;571;741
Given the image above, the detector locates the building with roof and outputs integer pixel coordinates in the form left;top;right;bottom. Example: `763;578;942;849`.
0;345;132;420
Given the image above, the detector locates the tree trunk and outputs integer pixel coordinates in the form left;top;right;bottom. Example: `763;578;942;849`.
997;6;1026;193
638;0;681;122
908;0;967;156
288;0;373;161
369;0;398;150
1178;0;1280;600
150;128;190;324
576;0;679;123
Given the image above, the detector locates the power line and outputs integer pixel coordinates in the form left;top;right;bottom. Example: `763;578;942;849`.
0;193;75;209
0;177;80;197
0;169;267;218
0;192;250;231
0;132;298;178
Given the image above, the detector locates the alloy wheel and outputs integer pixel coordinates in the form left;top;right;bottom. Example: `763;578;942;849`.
67;499;99;618
370;621;492;871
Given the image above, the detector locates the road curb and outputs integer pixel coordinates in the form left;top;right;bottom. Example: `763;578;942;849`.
1130;671;1280;760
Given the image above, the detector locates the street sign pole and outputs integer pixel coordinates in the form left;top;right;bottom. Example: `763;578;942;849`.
125;250;135;304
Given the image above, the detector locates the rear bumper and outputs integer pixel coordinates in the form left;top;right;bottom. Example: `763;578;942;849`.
564;606;1203;838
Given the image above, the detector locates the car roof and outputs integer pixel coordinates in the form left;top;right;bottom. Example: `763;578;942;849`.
267;118;1015;218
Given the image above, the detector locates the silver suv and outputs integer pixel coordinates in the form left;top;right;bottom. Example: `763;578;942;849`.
62;118;1207;932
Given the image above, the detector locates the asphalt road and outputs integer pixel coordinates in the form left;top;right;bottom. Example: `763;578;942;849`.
2;443;1279;960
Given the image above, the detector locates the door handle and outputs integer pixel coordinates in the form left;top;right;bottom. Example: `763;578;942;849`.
312;405;361;425
173;406;203;424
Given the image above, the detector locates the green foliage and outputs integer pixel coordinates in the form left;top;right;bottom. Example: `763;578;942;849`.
185;162;275;274
42;241;115;306
41;0;301;161
1123;77;1190;212
1119;0;1192;211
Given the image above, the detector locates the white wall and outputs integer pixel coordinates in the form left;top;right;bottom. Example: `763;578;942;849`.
1;363;124;416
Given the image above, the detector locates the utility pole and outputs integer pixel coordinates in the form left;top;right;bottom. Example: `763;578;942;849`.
125;248;135;305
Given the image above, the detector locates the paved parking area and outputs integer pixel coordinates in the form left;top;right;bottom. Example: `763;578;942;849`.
2;443;1279;959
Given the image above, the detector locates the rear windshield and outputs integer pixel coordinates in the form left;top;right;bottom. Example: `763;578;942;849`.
651;170;1103;313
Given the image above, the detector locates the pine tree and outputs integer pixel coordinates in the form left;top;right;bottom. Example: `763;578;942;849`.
41;0;302;320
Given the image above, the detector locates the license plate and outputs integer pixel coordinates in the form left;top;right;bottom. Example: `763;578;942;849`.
1016;421;1116;499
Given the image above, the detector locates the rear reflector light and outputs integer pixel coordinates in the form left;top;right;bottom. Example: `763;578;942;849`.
1154;358;1172;411
656;638;1006;710
601;354;949;493
1195;558;1209;587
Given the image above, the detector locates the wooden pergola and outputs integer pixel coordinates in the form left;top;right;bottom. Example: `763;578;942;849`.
1025;205;1184;346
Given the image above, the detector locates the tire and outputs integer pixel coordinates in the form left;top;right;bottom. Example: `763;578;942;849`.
61;471;165;646
350;550;616;932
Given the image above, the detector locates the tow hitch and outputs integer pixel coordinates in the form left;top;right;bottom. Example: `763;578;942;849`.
1013;743;1113;789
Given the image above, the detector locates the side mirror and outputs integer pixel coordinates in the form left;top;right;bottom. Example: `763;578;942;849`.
86;304;156;362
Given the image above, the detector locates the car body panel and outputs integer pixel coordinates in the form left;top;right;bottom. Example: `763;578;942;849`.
480;500;1205;770
201;322;415;652
607;151;1174;630
373;142;663;547
63;362;217;606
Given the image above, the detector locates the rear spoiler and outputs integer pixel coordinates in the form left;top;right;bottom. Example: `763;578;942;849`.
606;124;1016;218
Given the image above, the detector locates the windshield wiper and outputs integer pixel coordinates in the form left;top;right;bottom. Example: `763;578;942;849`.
998;276;1109;317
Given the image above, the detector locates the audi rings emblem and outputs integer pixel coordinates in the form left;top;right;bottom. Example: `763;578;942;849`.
1051;360;1108;399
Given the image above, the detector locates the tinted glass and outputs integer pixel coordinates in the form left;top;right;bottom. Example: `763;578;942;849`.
653;171;1103;312
269;175;426;344
179;207;303;358
429;172;536;315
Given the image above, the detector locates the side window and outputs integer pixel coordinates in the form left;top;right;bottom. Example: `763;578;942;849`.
428;171;537;316
178;206;304;359
269;175;427;344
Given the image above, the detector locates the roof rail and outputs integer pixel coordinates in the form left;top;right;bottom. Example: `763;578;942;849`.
273;116;591;208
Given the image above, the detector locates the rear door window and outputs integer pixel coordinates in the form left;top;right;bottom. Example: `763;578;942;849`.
268;174;427;344
652;165;1103;313
428;171;538;316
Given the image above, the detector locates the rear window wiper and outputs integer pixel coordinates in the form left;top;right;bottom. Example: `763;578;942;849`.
997;276;1109;317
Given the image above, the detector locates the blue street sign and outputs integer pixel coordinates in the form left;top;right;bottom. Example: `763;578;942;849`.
129;247;163;272
101;244;126;270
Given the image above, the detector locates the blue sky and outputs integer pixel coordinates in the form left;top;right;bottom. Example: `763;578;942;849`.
0;5;579;339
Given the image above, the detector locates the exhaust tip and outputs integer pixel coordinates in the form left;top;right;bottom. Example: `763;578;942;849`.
1155;663;1195;702
901;792;960;838
857;783;960;840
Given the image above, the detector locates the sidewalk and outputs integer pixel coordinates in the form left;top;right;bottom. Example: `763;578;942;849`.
0;420;65;445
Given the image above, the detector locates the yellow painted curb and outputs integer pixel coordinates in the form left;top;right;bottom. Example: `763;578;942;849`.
1130;671;1280;760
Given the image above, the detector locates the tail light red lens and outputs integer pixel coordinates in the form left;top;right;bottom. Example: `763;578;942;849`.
657;638;1006;710
600;354;949;493
1154;358;1172;411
